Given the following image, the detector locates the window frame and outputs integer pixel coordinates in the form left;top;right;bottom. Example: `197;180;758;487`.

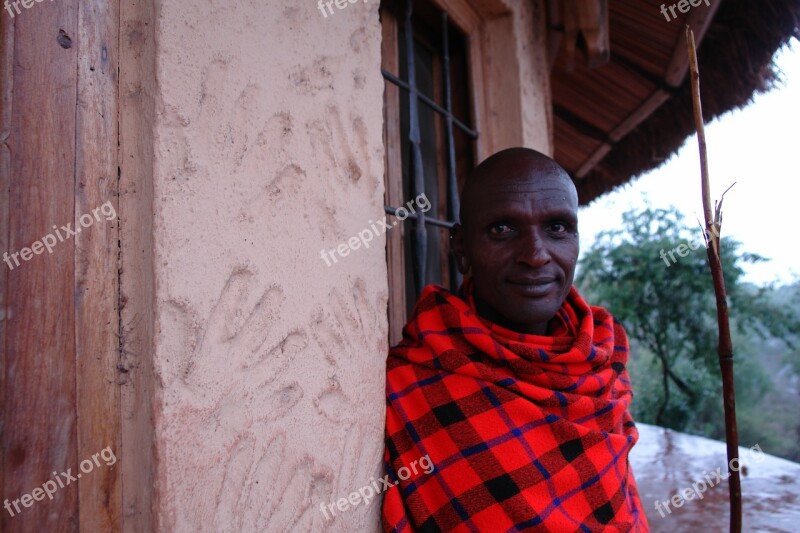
381;0;492;344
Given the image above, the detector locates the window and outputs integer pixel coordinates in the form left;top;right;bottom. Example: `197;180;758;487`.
381;0;479;344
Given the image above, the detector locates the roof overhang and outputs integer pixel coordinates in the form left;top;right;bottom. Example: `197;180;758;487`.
547;0;800;204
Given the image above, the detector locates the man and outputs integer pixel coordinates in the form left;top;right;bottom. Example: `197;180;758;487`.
382;148;649;531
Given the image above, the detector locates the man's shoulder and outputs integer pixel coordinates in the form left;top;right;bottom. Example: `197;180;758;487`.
391;284;471;340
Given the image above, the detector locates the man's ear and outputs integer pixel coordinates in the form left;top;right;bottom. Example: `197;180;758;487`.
450;223;470;274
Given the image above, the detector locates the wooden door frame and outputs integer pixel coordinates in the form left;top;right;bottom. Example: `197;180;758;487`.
0;0;156;530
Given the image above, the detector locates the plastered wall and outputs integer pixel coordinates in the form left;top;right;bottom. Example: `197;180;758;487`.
150;1;388;530
144;0;553;531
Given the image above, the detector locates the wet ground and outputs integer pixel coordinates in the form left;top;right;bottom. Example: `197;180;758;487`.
630;424;800;532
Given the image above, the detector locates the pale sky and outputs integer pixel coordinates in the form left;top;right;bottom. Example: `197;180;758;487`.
580;39;799;286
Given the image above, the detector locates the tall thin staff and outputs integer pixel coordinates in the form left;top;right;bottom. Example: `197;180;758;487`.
686;26;742;533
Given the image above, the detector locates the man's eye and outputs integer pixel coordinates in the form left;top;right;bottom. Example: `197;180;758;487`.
488;223;513;236
549;222;569;234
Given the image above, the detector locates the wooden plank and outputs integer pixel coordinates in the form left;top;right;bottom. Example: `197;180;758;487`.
1;0;79;529
480;15;522;153
561;0;610;69
575;89;671;177
74;0;122;529
381;8;407;346
608;89;671;141
432;0;485;33
467;30;488;162
0;10;12;530
546;0;563;71
575;143;612;178
118;0;157;527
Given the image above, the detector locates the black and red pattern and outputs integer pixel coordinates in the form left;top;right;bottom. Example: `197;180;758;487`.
382;279;648;532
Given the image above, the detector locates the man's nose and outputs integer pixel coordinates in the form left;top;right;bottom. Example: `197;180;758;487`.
515;229;551;266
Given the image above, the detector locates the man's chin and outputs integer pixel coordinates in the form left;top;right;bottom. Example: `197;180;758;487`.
474;288;564;333
503;293;565;326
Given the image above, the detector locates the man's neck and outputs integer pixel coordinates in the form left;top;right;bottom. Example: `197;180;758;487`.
473;295;550;336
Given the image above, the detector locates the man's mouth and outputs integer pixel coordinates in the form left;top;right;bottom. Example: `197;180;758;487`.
507;276;557;296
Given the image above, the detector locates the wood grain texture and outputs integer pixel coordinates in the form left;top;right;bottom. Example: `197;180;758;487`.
0;9;11;531
382;10;407;347
467;28;489;162
1;0;129;529
1;1;79;530
481;14;523;153
118;0;157;529
74;0;122;530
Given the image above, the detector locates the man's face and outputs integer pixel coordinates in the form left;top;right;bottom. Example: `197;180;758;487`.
453;167;579;335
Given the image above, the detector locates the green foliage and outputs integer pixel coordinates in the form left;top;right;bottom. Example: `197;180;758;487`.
576;205;800;460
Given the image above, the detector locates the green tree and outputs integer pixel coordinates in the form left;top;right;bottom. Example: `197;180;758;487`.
576;206;799;435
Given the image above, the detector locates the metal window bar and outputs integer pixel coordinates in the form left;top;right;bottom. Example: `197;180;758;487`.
383;206;455;229
441;11;463;290
381;70;478;138
382;0;478;296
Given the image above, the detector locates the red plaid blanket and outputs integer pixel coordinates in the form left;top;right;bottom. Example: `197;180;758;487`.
382;280;648;532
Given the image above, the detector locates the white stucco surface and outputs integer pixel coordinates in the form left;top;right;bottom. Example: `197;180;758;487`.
151;1;388;530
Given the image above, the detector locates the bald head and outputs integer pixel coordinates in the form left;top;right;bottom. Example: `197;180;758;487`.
459;148;577;228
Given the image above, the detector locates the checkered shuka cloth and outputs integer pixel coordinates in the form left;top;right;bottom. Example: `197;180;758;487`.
382;281;649;532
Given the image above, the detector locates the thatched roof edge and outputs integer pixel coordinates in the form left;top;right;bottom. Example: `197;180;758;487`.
576;0;800;205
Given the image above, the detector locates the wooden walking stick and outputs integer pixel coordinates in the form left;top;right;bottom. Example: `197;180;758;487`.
686;26;742;533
